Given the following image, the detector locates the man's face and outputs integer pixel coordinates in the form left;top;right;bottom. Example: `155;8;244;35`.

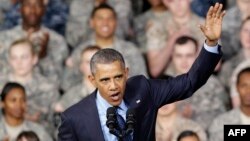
9;44;37;77
163;0;190;17
2;88;26;119
80;50;98;76
89;61;128;106
172;41;197;75
240;20;250;49
237;71;250;107
90;8;117;39
21;0;45;27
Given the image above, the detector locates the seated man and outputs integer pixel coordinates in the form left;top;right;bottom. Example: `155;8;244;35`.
230;60;250;107
63;3;147;91
66;0;132;47
0;82;52;141
0;0;68;35
55;45;100;112
209;64;250;141
167;35;228;130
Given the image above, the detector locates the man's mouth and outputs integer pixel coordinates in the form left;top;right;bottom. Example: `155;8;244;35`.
110;92;120;101
101;26;109;32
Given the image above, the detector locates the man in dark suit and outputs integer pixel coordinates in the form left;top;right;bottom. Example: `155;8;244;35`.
58;3;225;141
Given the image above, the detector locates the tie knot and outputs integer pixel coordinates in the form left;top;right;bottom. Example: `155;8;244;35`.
114;106;121;113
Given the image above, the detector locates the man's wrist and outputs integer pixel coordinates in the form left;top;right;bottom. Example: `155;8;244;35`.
205;39;218;46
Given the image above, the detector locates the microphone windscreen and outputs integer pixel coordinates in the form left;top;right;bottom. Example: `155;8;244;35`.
107;107;116;118
126;109;136;118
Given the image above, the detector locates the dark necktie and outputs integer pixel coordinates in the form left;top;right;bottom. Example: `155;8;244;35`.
115;107;133;141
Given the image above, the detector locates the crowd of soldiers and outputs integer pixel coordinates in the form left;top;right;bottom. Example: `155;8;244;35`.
0;0;250;141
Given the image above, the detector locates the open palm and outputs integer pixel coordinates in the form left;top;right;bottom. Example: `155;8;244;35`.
200;3;226;43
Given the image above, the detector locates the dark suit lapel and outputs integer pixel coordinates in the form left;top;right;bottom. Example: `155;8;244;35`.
85;91;105;141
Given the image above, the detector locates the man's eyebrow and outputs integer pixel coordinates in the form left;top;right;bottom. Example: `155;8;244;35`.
100;77;110;81
114;74;123;78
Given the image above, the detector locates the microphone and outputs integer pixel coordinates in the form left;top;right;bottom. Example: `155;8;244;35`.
106;107;116;130
126;109;136;135
106;107;122;139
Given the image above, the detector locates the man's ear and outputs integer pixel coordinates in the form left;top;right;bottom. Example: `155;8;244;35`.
88;74;97;87
125;67;129;79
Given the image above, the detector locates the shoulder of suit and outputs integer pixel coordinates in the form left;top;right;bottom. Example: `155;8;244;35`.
63;91;96;115
127;75;147;84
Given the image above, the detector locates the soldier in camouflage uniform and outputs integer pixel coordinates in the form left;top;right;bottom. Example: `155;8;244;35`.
221;0;250;60
0;0;69;83
146;0;204;78
156;102;207;141
55;46;99;112
0;82;53;141
168;36;229;130
62;4;147;91
0;39;60;135
219;17;250;92
1;0;69;35
209;64;250;141
133;0;168;51
229;60;250;108
66;0;132;48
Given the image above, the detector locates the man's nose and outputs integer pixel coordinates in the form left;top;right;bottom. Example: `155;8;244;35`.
110;80;118;90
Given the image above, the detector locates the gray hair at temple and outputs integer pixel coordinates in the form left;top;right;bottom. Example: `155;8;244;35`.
90;48;125;75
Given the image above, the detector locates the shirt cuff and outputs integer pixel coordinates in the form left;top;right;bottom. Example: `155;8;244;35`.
204;43;219;54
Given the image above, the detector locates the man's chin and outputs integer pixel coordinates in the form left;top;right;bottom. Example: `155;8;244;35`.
109;100;122;106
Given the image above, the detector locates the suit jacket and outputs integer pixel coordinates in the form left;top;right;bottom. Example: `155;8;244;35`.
58;47;222;141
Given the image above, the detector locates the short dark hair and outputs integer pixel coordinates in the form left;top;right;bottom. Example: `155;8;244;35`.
81;45;101;57
177;130;200;141
20;0;45;7
90;3;117;18
237;67;250;84
174;36;199;52
90;48;125;74
16;131;40;141
1;82;26;101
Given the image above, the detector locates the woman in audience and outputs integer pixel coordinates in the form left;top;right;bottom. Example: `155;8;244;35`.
0;82;53;141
